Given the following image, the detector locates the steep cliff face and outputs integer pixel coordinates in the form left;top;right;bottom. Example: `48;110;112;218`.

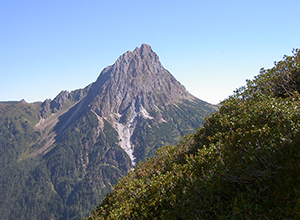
88;44;188;117
80;43;214;166
0;44;217;220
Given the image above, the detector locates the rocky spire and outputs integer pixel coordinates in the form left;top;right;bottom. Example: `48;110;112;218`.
87;43;188;118
82;44;190;166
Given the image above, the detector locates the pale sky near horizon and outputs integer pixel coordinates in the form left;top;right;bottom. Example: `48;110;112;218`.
1;0;300;104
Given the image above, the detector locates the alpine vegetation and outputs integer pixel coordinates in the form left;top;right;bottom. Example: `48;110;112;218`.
87;49;300;219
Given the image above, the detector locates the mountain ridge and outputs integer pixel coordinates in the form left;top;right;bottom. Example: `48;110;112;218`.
87;43;189;117
0;44;217;219
33;43;215;166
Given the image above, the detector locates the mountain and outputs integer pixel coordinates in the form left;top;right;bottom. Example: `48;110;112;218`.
0;44;217;219
87;49;300;219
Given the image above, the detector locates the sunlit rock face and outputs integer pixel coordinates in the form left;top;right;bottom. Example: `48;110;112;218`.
87;43;188;117
84;44;190;165
0;43;217;219
35;43;216;167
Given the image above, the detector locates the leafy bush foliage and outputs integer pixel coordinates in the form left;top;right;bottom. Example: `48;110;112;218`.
86;49;300;219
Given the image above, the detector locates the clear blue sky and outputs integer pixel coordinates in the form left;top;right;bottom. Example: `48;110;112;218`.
1;0;300;104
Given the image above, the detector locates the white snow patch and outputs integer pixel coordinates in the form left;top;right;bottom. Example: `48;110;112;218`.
139;106;154;119
110;105;155;167
115;110;137;166
116;123;136;166
159;117;167;123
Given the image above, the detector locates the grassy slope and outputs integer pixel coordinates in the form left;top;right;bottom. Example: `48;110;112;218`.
87;49;300;219
0;96;216;219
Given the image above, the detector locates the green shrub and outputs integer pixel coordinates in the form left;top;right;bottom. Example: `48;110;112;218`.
86;49;300;219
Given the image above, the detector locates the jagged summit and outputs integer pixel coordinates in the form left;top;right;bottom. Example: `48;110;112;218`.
87;43;188;118
0;44;217;219
83;44;193;165
36;44;215;167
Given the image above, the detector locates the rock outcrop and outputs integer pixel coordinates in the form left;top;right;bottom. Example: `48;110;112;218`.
87;44;188;118
0;44;218;219
72;44;200;165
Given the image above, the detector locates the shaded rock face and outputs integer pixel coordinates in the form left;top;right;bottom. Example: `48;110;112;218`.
0;44;218;220
39;85;92;118
87;44;188;118
80;44;193;166
35;43;216;167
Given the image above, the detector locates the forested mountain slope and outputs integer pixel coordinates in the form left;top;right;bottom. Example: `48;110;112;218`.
87;49;300;219
0;44;216;219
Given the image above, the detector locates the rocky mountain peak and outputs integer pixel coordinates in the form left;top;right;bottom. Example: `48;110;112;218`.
0;44;218;220
133;43;159;61
109;43;164;85
82;44;191;165
88;44;188;118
